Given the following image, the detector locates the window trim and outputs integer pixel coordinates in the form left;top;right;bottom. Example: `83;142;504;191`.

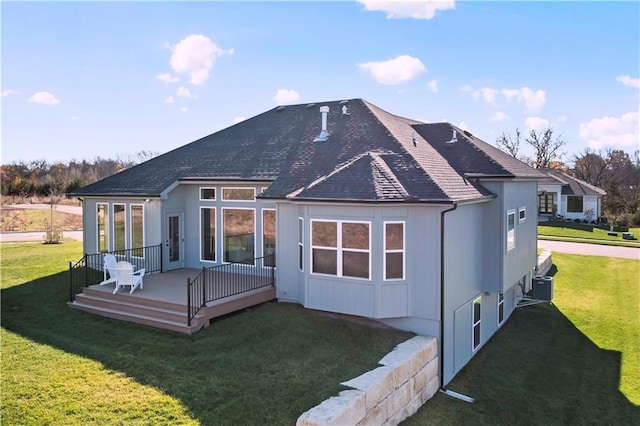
200;206;217;263
506;210;516;252
518;207;526;223
497;293;504;326
129;204;145;258
310;219;371;281
112;203;126;252
472;296;482;351
222;187;256;202
199;187;217;201
221;207;256;265
298;217;304;272
262;208;276;268
383;221;405;281
96;203;109;253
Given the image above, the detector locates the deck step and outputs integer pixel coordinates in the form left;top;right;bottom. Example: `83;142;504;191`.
74;293;191;324
68;301;204;334
83;286;186;311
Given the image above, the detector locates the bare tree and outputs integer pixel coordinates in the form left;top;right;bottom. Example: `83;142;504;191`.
496;128;522;158
526;127;566;169
572;148;607;186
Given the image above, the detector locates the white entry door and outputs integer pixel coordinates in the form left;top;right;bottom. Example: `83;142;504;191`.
165;212;184;270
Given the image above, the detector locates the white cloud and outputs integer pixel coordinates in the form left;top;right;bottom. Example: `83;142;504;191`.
525;116;550;131
233;116;246;124
579;111;639;149
2;89;19;97
459;84;473;92
358;0;455;20
273;89;300;104
458;121;469;131
472;87;498;104
491;111;510;122
181;107;188;113
557;115;567;122
170;34;233;85
616;75;640;89
156;73;180;84
29;91;60;105
427;80;438;93
176;86;195;98
165;96;175;104
358;55;426;85
501;87;546;111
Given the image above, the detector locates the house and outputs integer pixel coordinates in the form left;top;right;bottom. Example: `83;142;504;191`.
538;168;606;222
70;98;546;386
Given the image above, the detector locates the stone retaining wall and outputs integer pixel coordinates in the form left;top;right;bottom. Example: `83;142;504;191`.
297;336;438;426
537;249;553;276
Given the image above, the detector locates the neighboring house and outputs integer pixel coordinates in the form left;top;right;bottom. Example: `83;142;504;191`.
71;98;546;386
538;168;606;222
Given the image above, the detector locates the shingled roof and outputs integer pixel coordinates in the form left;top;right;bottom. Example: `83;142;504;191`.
71;99;541;203
539;168;607;196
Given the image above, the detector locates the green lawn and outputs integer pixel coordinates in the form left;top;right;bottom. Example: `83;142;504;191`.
0;208;83;232
1;242;412;425
538;222;640;248
405;253;640;425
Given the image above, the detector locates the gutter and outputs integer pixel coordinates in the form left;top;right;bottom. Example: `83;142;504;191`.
439;202;457;393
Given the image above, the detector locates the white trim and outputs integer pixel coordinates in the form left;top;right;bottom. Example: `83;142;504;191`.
497;293;504;326
113;203;126;251
222;187;256;202
518;207;526;223
298;217;304;272
506;210;516;252
262;208;276;267
200;206;217;263
129;204;145;257
310;219;371;280
199;187;217;201
472;296;482;352
383;221;405;281
221;207;256;265
96;203;109;253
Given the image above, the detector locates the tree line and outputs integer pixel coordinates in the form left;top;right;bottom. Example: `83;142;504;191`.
497;127;640;227
1;151;157;198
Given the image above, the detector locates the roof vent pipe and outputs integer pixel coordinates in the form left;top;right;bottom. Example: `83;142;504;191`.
314;106;330;142
446;129;458;144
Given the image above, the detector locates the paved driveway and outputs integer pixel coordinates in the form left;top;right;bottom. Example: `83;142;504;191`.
538;240;639;260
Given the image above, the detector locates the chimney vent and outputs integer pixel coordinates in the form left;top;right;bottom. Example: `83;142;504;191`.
342;105;349;115
446;129;458;144
314;106;330;142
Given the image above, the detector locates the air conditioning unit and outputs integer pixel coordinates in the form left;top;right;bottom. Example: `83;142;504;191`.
532;276;554;301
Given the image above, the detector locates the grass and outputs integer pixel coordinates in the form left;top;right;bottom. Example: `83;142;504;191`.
1;242;413;425
0;208;83;232
538;221;640;248
405;253;640;425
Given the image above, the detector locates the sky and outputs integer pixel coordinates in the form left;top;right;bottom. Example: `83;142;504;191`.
1;1;639;165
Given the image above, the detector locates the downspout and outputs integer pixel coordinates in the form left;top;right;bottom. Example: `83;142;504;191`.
439;203;457;390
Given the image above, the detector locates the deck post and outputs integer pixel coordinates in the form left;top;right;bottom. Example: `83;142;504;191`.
69;261;73;302
83;253;88;287
187;277;192;327
201;266;206;307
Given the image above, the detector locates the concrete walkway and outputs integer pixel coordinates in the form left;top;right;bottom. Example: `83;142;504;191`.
538;240;639;260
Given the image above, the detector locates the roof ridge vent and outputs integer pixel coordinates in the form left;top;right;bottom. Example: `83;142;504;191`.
446;129;458;144
276;106;285;111
313;106;330;142
306;103;316;109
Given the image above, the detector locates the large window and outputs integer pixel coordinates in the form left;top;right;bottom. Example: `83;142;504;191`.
311;220;370;280
473;297;482;351
384;222;405;280
567;196;583;213
538;193;554;214
498;293;504;326
298;218;304;271
97;203;109;252
113;204;126;251
223;208;255;264
130;204;144;257
507;211;516;251
201;207;216;262
222;188;255;201
263;209;276;267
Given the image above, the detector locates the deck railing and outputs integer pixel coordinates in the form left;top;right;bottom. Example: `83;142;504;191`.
187;255;275;326
68;244;163;302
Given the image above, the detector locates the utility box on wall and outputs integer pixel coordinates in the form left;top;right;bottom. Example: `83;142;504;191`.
532;276;554;301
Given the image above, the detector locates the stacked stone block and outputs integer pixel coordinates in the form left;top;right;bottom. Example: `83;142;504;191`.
297;336;438;426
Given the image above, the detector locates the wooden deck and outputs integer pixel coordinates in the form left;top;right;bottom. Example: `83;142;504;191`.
68;268;276;334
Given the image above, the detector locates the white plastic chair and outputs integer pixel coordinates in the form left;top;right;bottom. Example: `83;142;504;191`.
114;261;145;295
99;254;118;287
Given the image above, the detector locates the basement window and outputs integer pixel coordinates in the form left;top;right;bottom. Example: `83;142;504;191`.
473;296;482;351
